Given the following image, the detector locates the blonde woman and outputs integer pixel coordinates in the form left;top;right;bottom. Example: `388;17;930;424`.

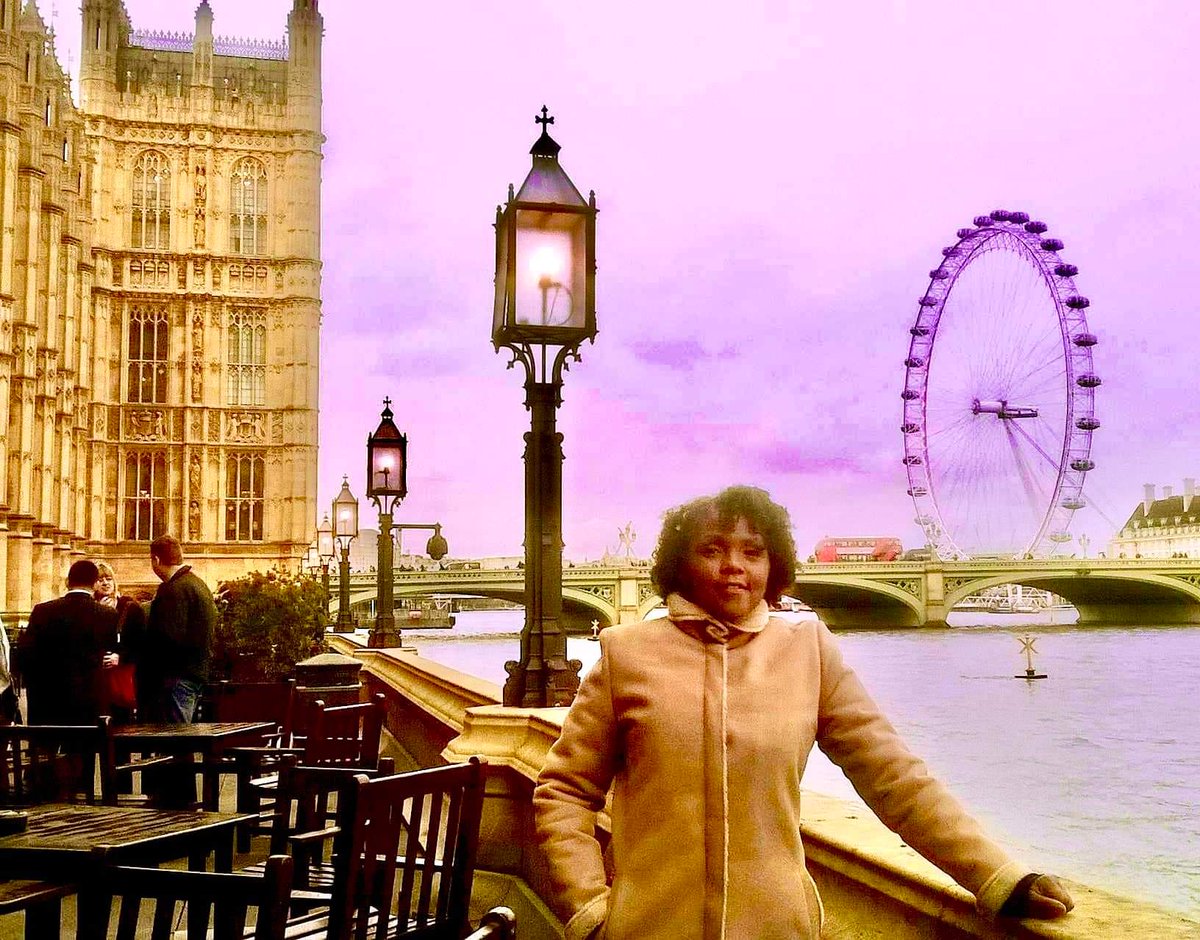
94;562;147;721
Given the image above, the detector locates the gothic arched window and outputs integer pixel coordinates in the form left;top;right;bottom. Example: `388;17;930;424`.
228;307;267;406
123;452;167;541
226;453;265;541
132;151;171;250
127;304;169;403
230;158;267;255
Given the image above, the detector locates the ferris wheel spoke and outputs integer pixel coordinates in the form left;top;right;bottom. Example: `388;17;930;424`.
1006;417;1063;473
1003;423;1046;527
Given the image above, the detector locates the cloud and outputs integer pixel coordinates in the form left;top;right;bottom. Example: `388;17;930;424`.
626;339;712;370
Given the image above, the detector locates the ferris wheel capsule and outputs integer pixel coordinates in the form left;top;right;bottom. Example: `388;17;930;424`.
902;210;1098;559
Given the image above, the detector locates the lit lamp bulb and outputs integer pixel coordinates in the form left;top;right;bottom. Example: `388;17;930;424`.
529;246;562;290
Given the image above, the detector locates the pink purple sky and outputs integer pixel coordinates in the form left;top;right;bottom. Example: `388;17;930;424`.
56;1;1200;560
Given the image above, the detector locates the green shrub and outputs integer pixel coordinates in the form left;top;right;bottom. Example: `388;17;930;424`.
214;569;326;680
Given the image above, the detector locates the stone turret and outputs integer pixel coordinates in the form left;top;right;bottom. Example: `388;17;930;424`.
192;0;213;87
286;0;322;133
79;0;128;104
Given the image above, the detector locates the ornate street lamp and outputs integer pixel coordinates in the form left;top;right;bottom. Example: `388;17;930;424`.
303;540;320;577
366;398;408;648
492;106;596;706
332;476;359;633
317;513;335;627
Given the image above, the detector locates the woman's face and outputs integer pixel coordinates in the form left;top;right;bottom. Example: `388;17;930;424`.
96;571;116;599
681;514;770;622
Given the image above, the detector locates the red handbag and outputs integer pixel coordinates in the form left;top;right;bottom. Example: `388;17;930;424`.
103;663;137;711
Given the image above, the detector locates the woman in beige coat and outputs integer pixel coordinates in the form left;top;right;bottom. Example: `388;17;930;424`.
533;486;1073;939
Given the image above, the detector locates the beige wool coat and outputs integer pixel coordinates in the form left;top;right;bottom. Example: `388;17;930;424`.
533;596;1030;939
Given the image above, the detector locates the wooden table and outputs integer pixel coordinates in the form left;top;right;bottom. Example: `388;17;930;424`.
0;803;246;877
114;721;275;810
0;803;248;936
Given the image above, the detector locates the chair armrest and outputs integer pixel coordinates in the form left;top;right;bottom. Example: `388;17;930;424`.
288;826;340;848
227;746;305;761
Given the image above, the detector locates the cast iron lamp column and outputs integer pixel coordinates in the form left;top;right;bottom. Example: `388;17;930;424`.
491;107;598;707
332;476;359;632
366;399;408;649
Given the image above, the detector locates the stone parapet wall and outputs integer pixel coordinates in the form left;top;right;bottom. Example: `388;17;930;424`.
336;639;1200;939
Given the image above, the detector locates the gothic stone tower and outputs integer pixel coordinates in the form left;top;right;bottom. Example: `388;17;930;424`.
78;0;322;591
0;1;99;615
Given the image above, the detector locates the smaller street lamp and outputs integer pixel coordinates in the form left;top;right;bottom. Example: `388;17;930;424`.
366;398;408;648
303;540;319;576
317;514;335;625
333;476;359;632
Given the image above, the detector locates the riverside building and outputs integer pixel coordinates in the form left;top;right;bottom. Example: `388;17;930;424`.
1;0;323;616
1108;480;1200;559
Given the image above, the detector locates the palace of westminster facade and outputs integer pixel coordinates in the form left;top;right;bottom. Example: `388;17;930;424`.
0;0;322;616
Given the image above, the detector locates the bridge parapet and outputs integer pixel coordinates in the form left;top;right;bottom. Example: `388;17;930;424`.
794;558;1200;628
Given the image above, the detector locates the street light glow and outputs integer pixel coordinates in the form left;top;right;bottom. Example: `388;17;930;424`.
529;245;562;281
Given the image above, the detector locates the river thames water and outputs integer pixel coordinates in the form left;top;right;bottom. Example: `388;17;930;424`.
383;607;1200;917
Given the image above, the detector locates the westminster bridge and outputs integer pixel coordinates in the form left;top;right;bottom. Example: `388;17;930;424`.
346;556;1200;631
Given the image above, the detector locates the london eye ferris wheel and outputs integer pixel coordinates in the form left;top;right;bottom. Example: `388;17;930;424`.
902;210;1100;559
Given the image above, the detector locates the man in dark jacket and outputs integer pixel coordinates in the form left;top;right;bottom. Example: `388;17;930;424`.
18;560;118;724
145;535;216;723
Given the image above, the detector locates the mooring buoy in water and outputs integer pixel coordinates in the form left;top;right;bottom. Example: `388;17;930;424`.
1015;633;1047;679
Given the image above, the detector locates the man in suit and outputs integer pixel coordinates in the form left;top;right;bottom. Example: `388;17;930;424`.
17;559;118;725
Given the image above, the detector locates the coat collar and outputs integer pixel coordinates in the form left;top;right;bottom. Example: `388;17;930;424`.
666;593;770;644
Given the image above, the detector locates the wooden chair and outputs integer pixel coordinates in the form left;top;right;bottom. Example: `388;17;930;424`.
303;695;386;769
232;694;387;851
242;759;395;906
282;757;487;940
0;718;117;805
76;852;294;940
0;720;173;938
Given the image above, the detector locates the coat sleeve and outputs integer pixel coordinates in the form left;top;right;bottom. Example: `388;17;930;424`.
532;643;618;940
14;605;46;686
812;622;1029;919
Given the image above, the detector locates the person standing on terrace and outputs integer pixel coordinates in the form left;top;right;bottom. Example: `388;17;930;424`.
145;535;216;724
533;485;1073;939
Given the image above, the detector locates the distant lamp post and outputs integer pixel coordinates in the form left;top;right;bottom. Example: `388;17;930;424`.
332;476;359;633
303;540;319;577
366;398;408;648
317;514;335;624
492;106;597;707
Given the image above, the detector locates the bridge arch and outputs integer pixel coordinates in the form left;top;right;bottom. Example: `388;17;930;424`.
944;571;1200;625
789;576;926;628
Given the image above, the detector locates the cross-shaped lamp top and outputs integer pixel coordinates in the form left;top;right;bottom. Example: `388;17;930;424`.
536;105;554;131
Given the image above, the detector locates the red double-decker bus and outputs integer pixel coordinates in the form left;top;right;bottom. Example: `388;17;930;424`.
813;537;903;562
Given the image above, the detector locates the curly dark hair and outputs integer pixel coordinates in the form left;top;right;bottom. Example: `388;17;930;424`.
650;485;798;606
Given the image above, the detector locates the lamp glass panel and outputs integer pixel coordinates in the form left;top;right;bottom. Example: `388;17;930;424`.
335;500;358;539
317;524;335;560
370;442;405;495
514;209;586;330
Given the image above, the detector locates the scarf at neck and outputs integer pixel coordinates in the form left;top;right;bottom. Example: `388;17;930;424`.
666;593;770;644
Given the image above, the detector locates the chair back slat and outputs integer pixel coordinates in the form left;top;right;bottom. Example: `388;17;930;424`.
327;758;485;940
0;719;116;805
